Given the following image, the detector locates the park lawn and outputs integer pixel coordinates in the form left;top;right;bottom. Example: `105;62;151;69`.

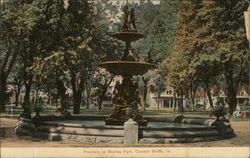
1;106;250;121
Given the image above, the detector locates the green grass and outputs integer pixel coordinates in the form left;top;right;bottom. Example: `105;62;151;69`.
0;112;39;118
230;118;250;121
0;113;19;118
1;106;250;121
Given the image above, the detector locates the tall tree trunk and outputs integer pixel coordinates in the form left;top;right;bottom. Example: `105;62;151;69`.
97;88;106;110
23;57;33;107
85;82;90;109
140;98;145;112
206;90;214;110
173;92;176;112
73;93;82;114
70;72;84;114
71;72;78;113
97;94;104;110
0;72;8;112
84;76;93;109
205;81;214;110
97;76;114;110
157;92;160;109
189;86;195;111
203;95;206;110
0;42;19;112
22;77;32;118
47;91;51;106
15;80;22;107
226;78;237;116
34;86;39;103
22;42;33;115
97;87;104;110
56;78;67;108
86;85;90;109
142;76;148;111
224;66;241;116
24;78;32;106
228;90;237;116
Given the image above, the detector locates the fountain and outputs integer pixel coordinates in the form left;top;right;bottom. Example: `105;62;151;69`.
99;3;156;126
15;2;236;144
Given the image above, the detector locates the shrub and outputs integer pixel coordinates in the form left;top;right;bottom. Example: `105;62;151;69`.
178;105;185;114
213;104;227;120
31;97;45;114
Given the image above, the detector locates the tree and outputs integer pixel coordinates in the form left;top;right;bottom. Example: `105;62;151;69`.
8;56;24;107
0;0;29;112
21;0;95;114
147;71;165;109
199;0;249;116
165;0;203;110
90;69;114;110
190;55;222;110
165;0;249;115
26;0;123;114
140;72;152;111
149;0;180;63
132;0;159;60
121;1;158;111
129;0;179;109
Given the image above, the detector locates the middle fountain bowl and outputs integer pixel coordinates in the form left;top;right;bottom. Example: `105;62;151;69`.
112;32;144;42
99;61;156;76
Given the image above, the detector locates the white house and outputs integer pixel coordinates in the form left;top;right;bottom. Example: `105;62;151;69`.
146;86;186;109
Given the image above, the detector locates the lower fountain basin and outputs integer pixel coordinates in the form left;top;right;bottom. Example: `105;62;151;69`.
15;115;236;144
40;120;208;128
99;61;156;75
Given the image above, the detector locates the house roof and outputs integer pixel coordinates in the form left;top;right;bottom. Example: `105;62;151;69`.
195;92;206;97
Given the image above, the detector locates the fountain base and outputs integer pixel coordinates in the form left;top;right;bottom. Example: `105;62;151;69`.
15;115;236;144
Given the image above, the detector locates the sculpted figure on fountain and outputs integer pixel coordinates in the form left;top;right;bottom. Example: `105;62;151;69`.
122;3;137;32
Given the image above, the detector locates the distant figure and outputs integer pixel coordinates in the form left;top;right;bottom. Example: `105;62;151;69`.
240;111;247;119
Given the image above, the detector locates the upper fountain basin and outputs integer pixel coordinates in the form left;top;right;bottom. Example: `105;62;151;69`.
112;32;144;42
99;61;157;75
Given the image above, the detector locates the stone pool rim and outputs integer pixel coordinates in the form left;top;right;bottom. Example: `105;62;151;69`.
15;114;236;144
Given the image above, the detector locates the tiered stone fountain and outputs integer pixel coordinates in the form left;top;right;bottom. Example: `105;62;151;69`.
100;3;156;126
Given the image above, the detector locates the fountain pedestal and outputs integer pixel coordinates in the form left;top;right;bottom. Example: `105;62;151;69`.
100;33;155;126
104;74;148;126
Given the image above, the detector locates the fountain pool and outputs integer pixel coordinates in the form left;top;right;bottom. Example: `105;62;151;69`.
44;120;207;128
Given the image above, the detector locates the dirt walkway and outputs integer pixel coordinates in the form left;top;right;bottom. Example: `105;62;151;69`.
0;118;249;147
